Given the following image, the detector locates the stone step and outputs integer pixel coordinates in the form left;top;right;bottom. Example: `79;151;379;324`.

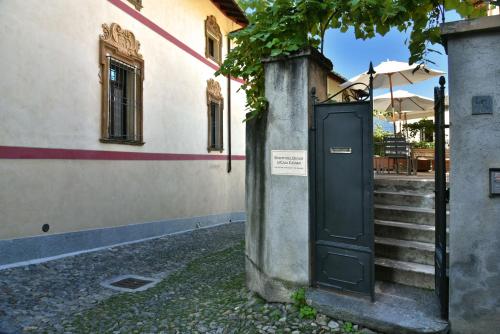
375;236;435;265
375;220;449;243
374;178;436;194
307;283;449;334
373;178;448;291
375;257;435;290
375;219;434;243
374;190;435;208
374;204;448;226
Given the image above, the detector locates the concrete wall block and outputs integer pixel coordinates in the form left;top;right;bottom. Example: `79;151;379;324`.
442;16;500;333
246;49;331;301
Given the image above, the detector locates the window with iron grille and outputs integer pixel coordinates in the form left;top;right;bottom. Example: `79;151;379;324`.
207;79;223;152
108;58;141;141
99;23;144;145
205;15;222;65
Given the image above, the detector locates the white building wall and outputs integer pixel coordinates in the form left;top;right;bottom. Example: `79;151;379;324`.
403;110;450;145
0;0;247;257
488;6;499;16
0;0;246;154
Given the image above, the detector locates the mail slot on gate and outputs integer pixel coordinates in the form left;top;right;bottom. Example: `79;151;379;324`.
330;147;352;154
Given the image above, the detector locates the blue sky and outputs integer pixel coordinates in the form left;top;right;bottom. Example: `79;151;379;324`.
323;12;462;100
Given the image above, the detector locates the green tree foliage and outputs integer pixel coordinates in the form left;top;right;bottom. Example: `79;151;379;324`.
374;124;392;143
373;124;392;155
216;0;488;120
403;118;434;141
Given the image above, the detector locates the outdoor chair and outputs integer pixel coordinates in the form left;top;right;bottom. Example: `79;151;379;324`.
380;136;415;175
411;147;451;175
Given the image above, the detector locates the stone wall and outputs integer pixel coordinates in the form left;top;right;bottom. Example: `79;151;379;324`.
442;15;500;333
246;49;331;302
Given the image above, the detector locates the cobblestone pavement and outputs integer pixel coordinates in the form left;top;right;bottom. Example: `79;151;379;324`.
0;222;379;334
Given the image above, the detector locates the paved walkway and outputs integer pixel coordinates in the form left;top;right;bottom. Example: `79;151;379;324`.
0;223;244;333
0;222;379;334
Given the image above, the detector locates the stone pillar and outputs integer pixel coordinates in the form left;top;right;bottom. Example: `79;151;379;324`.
245;48;331;302
442;15;500;333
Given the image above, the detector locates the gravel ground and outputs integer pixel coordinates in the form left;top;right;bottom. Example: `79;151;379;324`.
0;222;379;334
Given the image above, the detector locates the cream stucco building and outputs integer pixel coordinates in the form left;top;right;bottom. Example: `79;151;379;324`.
0;0;248;267
326;71;348;102
488;5;499;16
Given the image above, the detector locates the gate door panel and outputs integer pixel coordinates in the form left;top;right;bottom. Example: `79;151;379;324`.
313;102;374;297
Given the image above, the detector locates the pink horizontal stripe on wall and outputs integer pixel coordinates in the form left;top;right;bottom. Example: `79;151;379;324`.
108;0;245;84
0;146;245;161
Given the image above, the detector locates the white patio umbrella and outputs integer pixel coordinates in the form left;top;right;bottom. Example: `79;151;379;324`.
399;109;434;121
374;90;435;118
341;60;445;134
395;96;448;121
373;90;435;134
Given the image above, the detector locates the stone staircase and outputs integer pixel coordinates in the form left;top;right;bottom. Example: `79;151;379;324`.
374;178;448;290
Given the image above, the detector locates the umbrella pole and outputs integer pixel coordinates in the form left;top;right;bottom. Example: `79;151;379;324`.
399;99;403;137
405;113;408;137
389;74;396;135
392;113;397;135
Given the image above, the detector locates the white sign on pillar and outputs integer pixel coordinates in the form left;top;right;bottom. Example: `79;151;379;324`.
271;150;308;176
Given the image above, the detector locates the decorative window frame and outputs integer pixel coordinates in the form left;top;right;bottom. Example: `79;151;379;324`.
205;15;223;65
127;0;142;11
207;79;224;152
99;23;145;145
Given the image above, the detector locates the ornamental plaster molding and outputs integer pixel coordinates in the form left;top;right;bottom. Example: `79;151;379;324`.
205;15;222;40
207;79;223;101
127;0;142;11
100;23;142;59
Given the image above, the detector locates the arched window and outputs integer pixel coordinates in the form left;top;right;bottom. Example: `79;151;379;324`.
207;79;223;152
205;15;222;64
99;23;144;145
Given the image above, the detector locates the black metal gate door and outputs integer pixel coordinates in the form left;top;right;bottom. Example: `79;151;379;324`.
311;101;374;298
434;76;449;319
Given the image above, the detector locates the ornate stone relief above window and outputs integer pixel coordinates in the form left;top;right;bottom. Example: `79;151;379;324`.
207;79;224;152
205;15;223;65
99;23;144;145
127;0;142;11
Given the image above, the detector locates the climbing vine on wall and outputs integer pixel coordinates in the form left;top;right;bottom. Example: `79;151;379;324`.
216;0;488;120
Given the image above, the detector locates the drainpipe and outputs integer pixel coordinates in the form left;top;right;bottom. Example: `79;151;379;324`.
225;26;246;173
227;34;232;173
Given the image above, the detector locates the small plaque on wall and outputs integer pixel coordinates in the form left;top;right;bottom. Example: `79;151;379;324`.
490;168;500;197
472;96;493;115
271;150;308;176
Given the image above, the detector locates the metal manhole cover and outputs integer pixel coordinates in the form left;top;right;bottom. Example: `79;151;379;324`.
101;275;160;292
110;277;152;289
